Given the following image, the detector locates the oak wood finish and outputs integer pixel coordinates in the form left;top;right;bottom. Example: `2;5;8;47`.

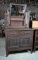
5;27;34;56
10;16;24;26
5;4;34;57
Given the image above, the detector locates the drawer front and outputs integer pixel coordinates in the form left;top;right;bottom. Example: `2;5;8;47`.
7;30;33;38
19;36;33;47
36;42;38;46
36;36;38;41
8;37;19;48
35;30;38;35
21;30;33;37
7;31;19;37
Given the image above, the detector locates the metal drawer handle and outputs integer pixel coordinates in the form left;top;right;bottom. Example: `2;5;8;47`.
14;33;16;35
11;33;16;35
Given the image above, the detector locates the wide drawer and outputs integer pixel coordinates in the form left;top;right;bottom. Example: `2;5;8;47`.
7;30;33;38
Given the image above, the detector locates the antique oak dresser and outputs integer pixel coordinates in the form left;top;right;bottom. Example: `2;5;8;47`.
5;3;34;56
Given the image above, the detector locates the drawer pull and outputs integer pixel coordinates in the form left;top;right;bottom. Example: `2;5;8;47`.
14;33;16;35
11;33;16;35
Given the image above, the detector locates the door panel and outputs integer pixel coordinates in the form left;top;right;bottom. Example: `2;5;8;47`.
20;37;32;47
8;37;19;48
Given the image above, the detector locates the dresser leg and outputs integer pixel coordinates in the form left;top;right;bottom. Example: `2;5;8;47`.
6;47;8;57
34;47;35;52
31;48;32;53
6;51;8;57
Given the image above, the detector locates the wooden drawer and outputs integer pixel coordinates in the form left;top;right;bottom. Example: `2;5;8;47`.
7;30;33;38
35;30;38;35
20;31;33;37
8;31;19;37
35;36;38;41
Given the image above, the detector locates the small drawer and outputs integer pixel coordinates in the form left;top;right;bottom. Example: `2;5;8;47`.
21;31;33;37
23;31;33;35
7;30;19;37
36;36;38;41
35;30;38;35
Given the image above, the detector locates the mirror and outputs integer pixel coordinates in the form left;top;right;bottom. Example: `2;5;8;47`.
10;3;27;16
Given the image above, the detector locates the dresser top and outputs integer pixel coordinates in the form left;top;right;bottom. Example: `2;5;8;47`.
5;26;34;30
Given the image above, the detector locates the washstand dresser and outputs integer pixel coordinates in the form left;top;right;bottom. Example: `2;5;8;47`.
5;3;34;56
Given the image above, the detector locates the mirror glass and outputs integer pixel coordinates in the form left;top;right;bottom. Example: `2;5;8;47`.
10;4;27;16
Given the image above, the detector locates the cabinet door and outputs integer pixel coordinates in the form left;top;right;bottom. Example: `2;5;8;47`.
8;37;19;48
20;37;32;47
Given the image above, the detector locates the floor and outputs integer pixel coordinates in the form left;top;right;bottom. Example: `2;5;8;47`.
0;37;38;60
